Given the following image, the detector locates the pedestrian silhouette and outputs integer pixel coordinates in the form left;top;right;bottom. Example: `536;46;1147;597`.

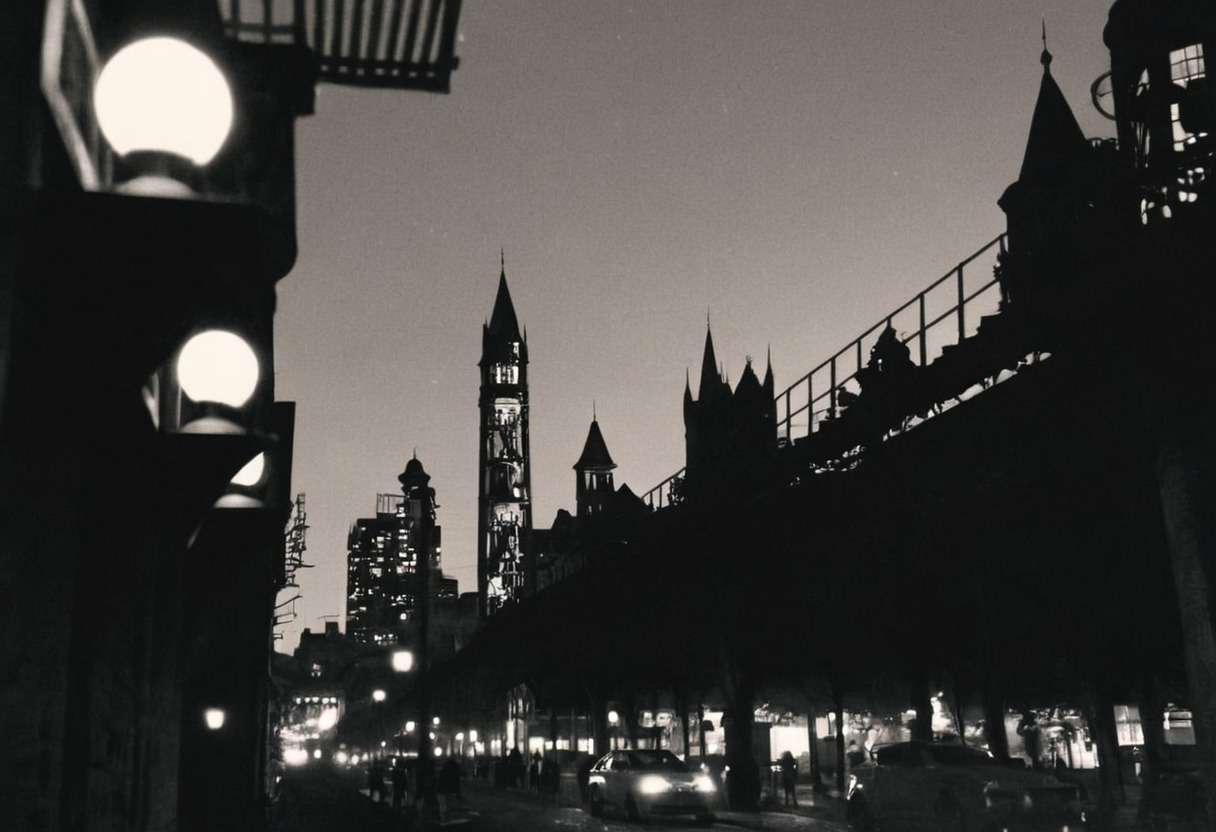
507;746;524;788
540;754;561;804
437;756;462;822
391;758;408;809
367;761;384;802
779;750;798;807
576;754;594;803
846;741;867;768
529;750;542;791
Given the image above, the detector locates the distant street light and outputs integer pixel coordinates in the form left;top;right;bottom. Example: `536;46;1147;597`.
372;689;387;703
391;649;415;673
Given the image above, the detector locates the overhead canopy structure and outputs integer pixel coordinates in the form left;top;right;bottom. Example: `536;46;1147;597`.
218;0;462;92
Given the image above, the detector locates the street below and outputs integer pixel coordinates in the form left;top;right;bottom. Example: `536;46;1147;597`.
274;765;846;832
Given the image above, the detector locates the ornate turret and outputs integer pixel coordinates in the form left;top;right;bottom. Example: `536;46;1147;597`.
996;31;1124;313
574;417;617;519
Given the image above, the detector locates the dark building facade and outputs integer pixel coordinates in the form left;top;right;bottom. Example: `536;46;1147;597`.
682;327;778;498
477;266;534;618
536;417;649;591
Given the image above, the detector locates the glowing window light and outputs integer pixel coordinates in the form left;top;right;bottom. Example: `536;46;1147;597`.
317;708;339;732
391;650;414;673
405;721;416;733
469;730;478;743
204;708;226;730
177;330;259;407
94;37;233;166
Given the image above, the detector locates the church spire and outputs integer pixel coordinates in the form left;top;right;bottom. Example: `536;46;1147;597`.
574;417;616;471
699;324;721;400
1015;27;1088;184
487;267;523;342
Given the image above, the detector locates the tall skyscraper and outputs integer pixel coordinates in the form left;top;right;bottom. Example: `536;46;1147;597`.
478;262;534;619
345;456;452;644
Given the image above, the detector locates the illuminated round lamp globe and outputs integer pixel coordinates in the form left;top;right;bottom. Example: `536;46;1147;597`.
372;689;387;703
94;37;234;168
176;330;259;433
230;452;266;488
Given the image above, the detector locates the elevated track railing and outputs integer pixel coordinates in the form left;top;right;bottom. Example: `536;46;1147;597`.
775;233;1008;444
642;233;1009;510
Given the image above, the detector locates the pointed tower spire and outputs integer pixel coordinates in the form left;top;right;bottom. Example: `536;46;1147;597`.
574;418;616;471
1015;29;1088;184
574;416;617;519
487;267;523;342
699;324;721;401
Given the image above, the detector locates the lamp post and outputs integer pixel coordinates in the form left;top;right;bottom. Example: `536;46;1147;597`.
400;457;436;803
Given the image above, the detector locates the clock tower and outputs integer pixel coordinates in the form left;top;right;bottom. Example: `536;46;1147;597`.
478;261;533;619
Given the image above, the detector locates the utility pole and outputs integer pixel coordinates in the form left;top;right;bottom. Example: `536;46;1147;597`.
400;458;436;803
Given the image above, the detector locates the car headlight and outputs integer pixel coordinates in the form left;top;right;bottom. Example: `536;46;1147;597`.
694;774;716;793
639;775;673;795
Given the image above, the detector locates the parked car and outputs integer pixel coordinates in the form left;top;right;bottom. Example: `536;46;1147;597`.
846;741;1088;832
588;749;717;824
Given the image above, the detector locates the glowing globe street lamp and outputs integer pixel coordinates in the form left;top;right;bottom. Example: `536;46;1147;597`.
93;36;234;195
174;329;261;435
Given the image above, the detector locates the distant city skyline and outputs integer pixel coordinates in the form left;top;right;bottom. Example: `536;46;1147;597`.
273;0;1117;649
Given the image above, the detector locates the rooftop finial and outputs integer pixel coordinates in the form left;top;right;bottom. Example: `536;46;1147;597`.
500;248;505;274
1040;18;1052;70
593;398;597;421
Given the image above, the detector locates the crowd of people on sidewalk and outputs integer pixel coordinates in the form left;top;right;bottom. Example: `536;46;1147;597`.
364;754;465;823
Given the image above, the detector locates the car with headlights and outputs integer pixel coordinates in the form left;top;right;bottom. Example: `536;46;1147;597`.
846;741;1088;832
588;749;717;824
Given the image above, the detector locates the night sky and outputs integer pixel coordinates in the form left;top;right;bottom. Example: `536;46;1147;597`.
273;0;1117;649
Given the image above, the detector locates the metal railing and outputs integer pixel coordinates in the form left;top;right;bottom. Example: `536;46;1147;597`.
775;234;1007;443
641;233;1008;509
